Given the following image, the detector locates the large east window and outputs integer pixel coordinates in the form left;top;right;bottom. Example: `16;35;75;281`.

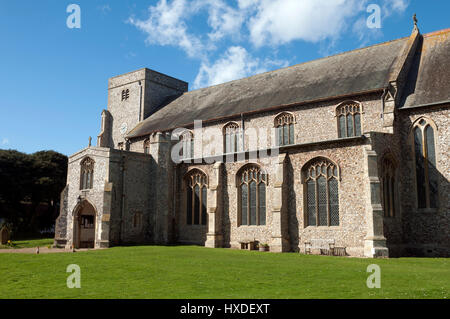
412;118;438;209
303;158;339;227
237;164;267;226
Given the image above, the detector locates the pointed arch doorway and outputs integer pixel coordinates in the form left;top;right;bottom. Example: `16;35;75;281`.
73;200;96;249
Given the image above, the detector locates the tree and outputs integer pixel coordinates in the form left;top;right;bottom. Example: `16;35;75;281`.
0;149;67;236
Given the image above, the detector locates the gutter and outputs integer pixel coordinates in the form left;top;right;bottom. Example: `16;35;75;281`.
398;99;450;111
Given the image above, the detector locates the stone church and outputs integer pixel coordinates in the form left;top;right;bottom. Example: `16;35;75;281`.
54;24;449;258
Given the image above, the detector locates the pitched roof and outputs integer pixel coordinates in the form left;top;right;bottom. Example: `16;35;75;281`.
400;28;450;108
128;35;412;138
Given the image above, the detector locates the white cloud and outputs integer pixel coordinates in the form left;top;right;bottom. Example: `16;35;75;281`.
128;0;206;58
386;0;409;14
128;0;245;58
98;4;111;15
247;0;369;47
201;1;245;41
1;138;9;145
381;0;409;21
194;46;288;88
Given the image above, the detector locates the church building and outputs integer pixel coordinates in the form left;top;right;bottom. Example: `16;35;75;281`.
54;23;450;258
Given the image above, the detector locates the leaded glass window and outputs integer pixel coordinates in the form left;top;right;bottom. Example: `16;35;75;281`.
381;156;396;217
144;139;150;154
303;158;339;226
80;157;94;190
185;170;208;225
223;122;242;153
337;103;362;138
412;119;438;209
180;131;194;159
238;165;267;226
275;112;295;146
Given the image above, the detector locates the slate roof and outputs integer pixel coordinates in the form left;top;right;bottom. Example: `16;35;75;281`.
401;28;450;108
127;28;449;138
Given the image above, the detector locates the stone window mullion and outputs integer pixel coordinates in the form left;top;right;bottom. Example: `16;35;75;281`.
314;177;319;226
246;182;250;226
326;176;330;227
256;178;260;226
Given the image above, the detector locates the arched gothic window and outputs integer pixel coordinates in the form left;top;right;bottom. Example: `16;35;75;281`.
275;112;295;146
80;157;94;190
412;118;438;209
237;165;267;226
303;158;339;226
144;139;150;154
337;103;362;138
380;156;396;217
223;122;242;153
180;131;194;159
185;170;207;225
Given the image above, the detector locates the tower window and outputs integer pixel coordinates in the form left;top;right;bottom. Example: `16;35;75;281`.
121;89;130;101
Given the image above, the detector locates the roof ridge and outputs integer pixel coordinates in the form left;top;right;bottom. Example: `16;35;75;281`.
182;36;409;95
423;27;450;38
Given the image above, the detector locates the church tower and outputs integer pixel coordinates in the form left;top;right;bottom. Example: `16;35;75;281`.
101;68;188;149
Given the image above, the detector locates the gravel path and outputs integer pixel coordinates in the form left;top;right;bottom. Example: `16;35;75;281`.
0;247;95;254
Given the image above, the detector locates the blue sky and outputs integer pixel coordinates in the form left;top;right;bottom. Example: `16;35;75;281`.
0;0;449;156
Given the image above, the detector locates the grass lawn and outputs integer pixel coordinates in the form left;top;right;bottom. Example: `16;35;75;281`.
0;245;448;299
0;238;54;249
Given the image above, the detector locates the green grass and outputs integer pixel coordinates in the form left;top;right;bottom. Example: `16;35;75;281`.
0;238;54;249
0;245;448;299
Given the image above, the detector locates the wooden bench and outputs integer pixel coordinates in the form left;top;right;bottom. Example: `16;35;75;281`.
304;239;347;256
239;241;257;250
304;239;336;255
